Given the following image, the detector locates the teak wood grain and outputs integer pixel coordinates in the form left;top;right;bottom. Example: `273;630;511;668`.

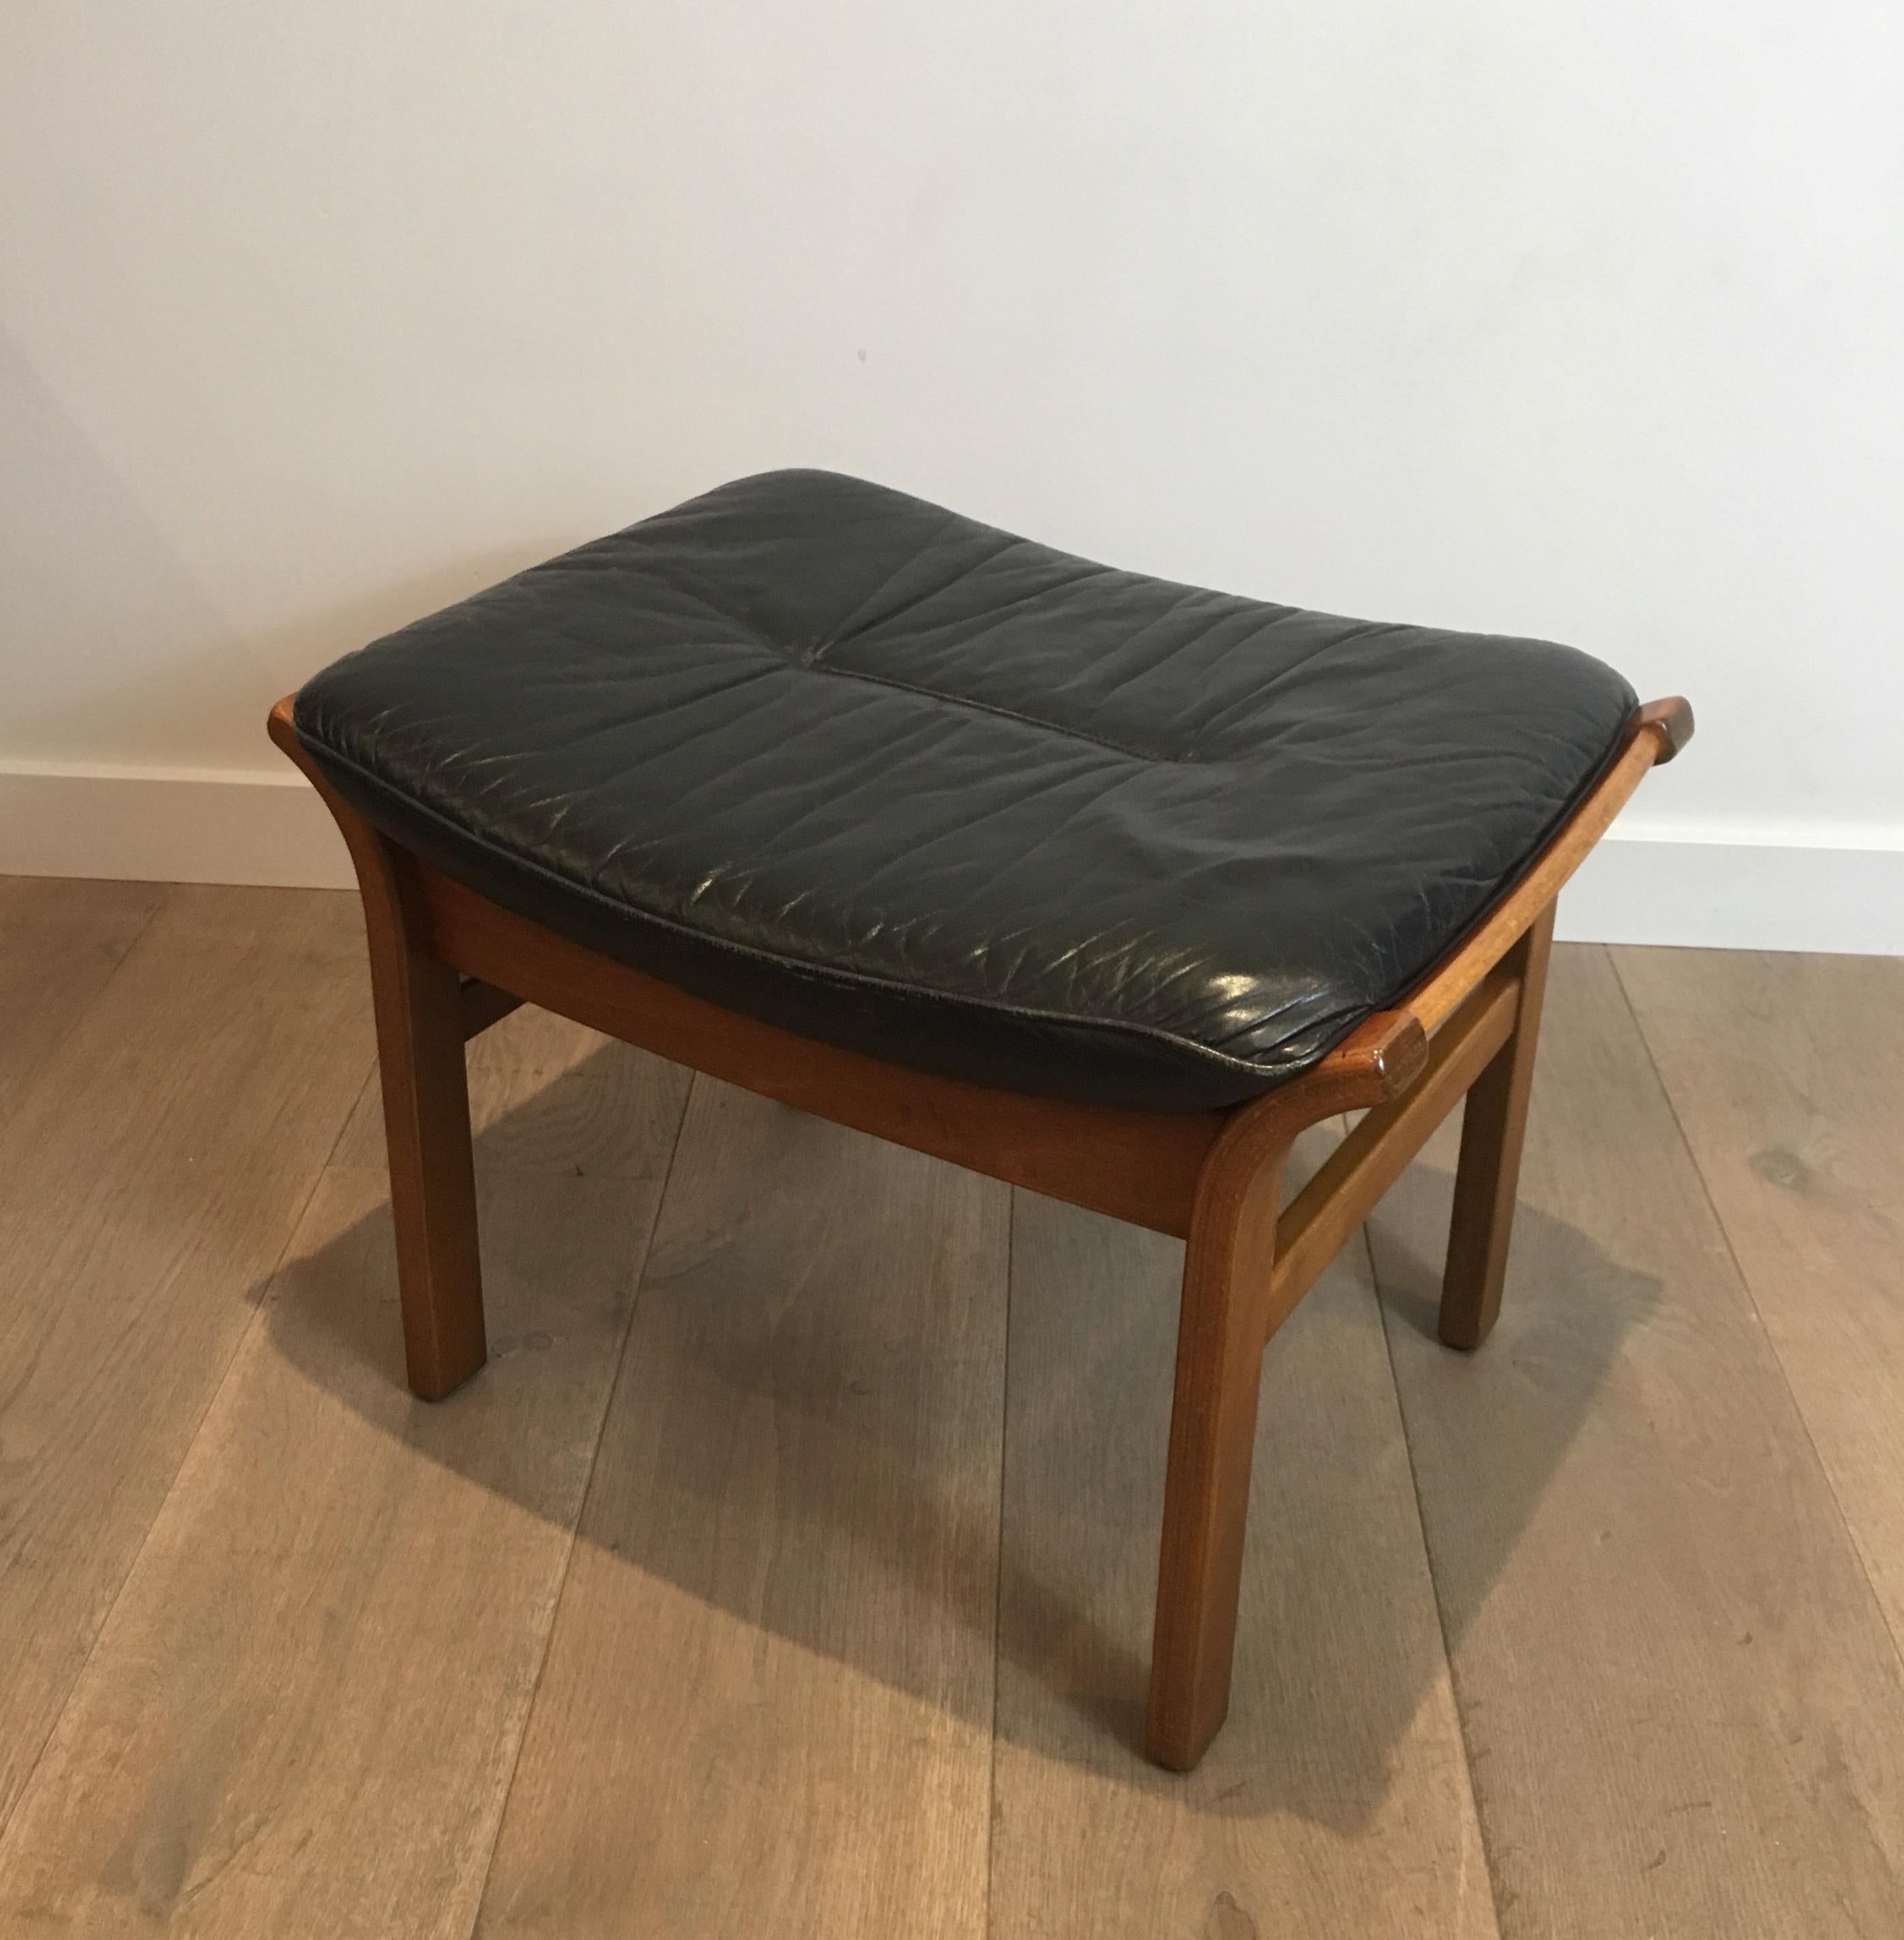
1440;903;1556;1350
290;755;488;1400
267;691;1688;1769
421;863;1228;1237
1269;971;1518;1339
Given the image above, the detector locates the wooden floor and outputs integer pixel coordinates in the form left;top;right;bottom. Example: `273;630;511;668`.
1;877;1901;1937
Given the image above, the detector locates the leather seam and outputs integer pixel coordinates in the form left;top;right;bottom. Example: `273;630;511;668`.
767;643;1203;767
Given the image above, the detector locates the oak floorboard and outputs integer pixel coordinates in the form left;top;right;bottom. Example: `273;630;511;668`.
1613;946;1904;1657
471;1078;1010;1940
8;877;1903;1939
989;1129;1497;1940
0;887;375;1836
0;875;168;1123
0;1009;690;1935
1366;945;1904;1938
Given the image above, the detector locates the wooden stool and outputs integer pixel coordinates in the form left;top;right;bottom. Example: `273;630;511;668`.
271;469;1690;1770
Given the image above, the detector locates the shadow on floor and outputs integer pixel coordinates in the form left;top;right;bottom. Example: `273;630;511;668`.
262;1038;1659;1829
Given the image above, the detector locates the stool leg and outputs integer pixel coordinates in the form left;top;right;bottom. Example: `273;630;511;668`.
350;827;487;1400
1440;900;1556;1351
1146;1138;1289;1770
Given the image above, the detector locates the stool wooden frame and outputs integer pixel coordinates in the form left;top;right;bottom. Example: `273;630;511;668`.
269;692;1691;1772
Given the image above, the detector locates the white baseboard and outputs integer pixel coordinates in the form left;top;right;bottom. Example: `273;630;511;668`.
1557;830;1904;955
2;763;1900;954
0;763;353;891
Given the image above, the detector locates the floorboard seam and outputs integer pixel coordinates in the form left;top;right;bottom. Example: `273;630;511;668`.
1361;1213;1509;1940
461;1065;699;1937
982;1185;1015;1940
0;1119;339;1860
320;1063;380;1172
1607;946;1904;1680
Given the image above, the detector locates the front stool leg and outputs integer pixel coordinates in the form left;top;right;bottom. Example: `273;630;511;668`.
342;821;487;1400
1146;1129;1291;1770
1439;900;1556;1350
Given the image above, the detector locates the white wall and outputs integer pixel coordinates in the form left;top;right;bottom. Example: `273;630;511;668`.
4;3;1901;943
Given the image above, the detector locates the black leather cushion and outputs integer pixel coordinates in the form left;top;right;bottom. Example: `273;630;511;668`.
294;470;1636;1110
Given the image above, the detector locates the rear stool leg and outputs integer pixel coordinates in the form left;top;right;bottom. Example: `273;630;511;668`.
350;829;487;1399
1440;901;1556;1350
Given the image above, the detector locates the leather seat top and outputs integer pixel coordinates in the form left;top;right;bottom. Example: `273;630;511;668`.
294;469;1637;1110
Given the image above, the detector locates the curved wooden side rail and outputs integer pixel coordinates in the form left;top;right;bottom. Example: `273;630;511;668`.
1146;698;1687;1765
1145;1001;1433;1768
269;690;1691;1772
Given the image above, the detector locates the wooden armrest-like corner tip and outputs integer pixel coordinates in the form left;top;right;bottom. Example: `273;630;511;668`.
267;692;299;751
267;693;319;783
1342;1009;1431;1101
1635;696;1694;764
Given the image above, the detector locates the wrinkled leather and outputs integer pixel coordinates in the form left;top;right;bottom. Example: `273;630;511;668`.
294;469;1637;1110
